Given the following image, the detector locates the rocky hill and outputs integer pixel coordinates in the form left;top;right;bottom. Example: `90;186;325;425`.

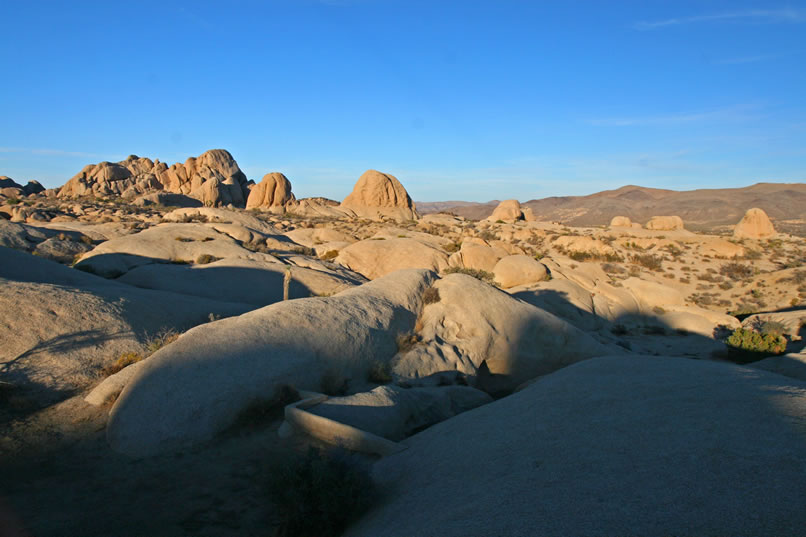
418;182;806;234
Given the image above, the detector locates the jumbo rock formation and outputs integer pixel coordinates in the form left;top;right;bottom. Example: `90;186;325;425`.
58;150;251;208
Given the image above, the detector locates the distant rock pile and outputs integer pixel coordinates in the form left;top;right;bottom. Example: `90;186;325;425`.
58;149;251;208
0;176;45;199
733;207;776;239
340;170;418;221
646;215;684;231
485;199;535;222
246;172;296;210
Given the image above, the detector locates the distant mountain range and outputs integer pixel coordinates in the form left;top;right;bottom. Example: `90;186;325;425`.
417;183;806;233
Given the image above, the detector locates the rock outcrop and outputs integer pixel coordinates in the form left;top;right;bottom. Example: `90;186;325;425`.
487;199;525;222
492;255;549;288
0;247;250;407
646;215;684;231
392;274;609;390
340;170;418;221
346;356;806;537
106;269;436;456
0;177;44;198
245;172;295;210
733;207;776;239
308;385;492;441
58;150;251;207
335;238;448;280
609;215;632;227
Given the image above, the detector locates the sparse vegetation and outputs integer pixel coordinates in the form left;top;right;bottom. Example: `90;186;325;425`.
291;246;316;256
367;360;393;384
319;369;348;396
320;249;339;261
396;332;422;353
720;262;754;281
422;286;441;305
196;254;221;264
267;447;375;537
630;254;663;272
442;266;496;284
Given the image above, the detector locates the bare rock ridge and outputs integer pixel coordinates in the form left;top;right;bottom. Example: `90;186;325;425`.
0;176;45;198
733;207;776;239
58;149;251;208
245;172;296;209
340;169;418;221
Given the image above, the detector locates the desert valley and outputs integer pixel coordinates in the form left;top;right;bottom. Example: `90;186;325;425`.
0;149;805;536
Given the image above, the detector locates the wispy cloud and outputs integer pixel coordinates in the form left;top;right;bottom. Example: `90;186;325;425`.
715;54;778;65
587;105;763;127
634;8;805;30
0;147;111;159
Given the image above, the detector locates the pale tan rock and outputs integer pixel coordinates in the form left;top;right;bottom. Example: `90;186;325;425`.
58;150;251;208
0;247;250;408
340;170;418;221
521;207;537;222
447;242;504;272
308;385;492;441
701;238;745;258
106;269;436;456
392;274;609;389
733;208;776;239
245;172;295;209
487;199;524;222
493;255;548;288
335;238;448;279
646;215;684;231
610;216;632;227
553;236;617;257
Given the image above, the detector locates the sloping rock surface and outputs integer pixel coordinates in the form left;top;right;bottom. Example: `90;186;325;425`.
346;355;806;537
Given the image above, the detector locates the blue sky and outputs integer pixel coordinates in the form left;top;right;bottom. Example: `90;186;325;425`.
1;1;805;202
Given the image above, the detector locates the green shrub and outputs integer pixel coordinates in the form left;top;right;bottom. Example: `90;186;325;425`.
267;447;375;537
724;327;786;363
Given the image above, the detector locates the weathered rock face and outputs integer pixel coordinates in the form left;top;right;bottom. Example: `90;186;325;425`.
0;247;250;408
340;170;418;221
646;215;684;231
106;269;436;456
392;274;609;389
733;207;776;239
487;199;524;222
58;150;251;208
609;215;632;227
245;172;295;209
335;238;448;280
492;255;548;288
308;385;492;441
0;177;43;198
345;356;806;537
